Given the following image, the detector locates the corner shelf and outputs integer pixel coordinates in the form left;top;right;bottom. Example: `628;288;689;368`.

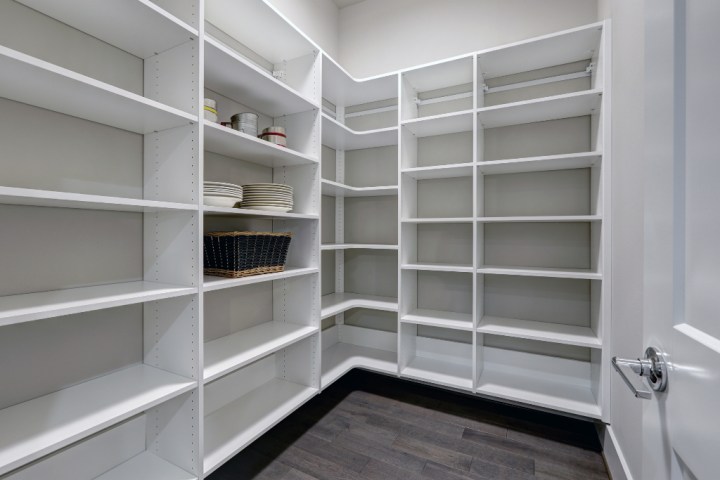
321;55;398;107
203;380;318;476
321;293;398;319
203;267;318;293
402;262;474;273
0;46;197;134
204;121;318;168
95;451;197;480
401;309;474;331
401;357;473;391
477;152;602;175
402;110;474;137
204;323;318;383
202;206;319;221
0;364;196;476
477;89;602;129
321;243;398;251
321;343;397;388
321;114;398;150
477;316;601;348
0;282;197;328
0;186;198;213
477;266;602;280
204;37;319;117
402;163;474;180
15;0;198;59
321;179;398;197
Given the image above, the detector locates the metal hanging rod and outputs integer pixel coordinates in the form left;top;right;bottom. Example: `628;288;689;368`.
483;64;593;94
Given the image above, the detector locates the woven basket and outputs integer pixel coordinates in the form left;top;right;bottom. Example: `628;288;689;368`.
204;231;293;278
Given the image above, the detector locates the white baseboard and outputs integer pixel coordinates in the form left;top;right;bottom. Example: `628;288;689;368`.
598;424;634;480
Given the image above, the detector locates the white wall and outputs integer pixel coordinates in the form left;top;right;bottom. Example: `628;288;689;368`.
337;0;598;77
598;1;644;479
264;0;340;58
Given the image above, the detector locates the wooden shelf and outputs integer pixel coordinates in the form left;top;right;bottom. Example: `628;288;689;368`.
203;267;318;293
402;309;474;331
477;348;601;419
321;243;398;251
95;452;196;480
321;293;398;319
402;163;474;180
0;186;198;213
0;364;196;476
321;343;397;389
477;152;601;175
477;266;602;280
476;215;601;223
0;281;197;327
402;356;473;391
203;379;318;476
204;37;318;117
0;46;197;134
202;206;319;220
204;322;318;383
321;180;398;197
322;56;398;107
402;262;474;273
477;90;602;128
321;114;398;150
16;0;198;59
204;121;318;167
402;110;474;137
478;316;601;348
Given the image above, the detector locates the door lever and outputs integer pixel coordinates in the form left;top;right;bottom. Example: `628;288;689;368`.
612;347;668;399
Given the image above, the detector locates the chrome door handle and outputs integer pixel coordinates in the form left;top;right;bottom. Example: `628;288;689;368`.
612;346;668;399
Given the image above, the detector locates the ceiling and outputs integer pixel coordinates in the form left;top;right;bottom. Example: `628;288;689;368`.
331;0;366;9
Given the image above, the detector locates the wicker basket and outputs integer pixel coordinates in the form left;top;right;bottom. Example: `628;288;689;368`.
204;231;293;278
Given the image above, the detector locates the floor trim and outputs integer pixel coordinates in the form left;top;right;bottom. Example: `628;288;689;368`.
599;424;634;480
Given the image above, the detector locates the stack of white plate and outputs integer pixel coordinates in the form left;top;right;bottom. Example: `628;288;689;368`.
241;183;294;212
203;181;243;208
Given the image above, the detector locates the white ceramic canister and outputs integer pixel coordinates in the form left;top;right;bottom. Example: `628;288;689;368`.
204;98;218;122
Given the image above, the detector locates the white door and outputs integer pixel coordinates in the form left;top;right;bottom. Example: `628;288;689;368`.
642;0;720;478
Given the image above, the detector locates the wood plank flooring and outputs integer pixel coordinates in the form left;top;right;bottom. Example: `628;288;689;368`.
208;370;609;480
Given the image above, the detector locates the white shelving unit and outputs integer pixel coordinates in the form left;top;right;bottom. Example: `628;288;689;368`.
0;2;610;475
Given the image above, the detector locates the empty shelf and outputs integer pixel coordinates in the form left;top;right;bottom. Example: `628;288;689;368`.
0;186;197;213
477;90;602;128
403;110;474;137
401;217;474;224
203;206;319;220
0;281;197;327
322;343;397;388
16;0;197;59
402;163;474;180
204;121;318;167
478;316;601;348
476;215;602;223
402;262;474;273
402;309;474;331
322;55;398;107
402;356;473;391
477;152;601;175
321;180;398;197
204;322;318;383
0;365;196;476
95;452;196;480
204;379;317;476
203;267;318;292
205;37;318;117
321;114;398;150
321;243;398;251
321;293;398;319
0;46;197;134
478;266;602;280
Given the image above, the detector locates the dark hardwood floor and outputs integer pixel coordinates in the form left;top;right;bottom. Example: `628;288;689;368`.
208;370;609;480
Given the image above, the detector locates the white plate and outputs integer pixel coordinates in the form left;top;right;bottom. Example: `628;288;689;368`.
203;196;240;207
244;205;292;212
204;181;242;188
242;202;293;207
